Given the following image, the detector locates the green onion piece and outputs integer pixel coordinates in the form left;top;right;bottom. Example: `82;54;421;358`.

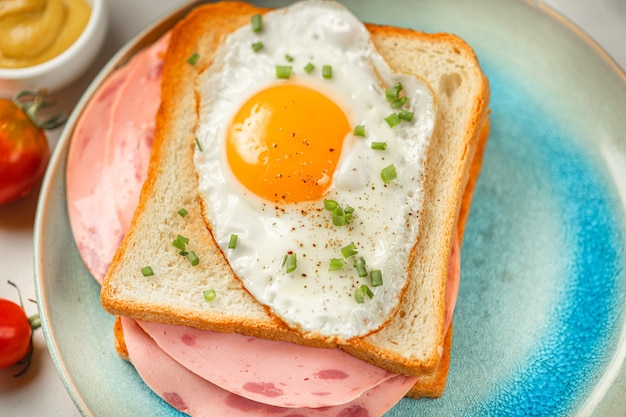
228;234;238;249
332;207;346;226
251;14;263;32
371;141;387;150
398;109;414;121
323;199;339;211
341;242;358;258
285;54;294;62
353;125;366;137
178;208;188;217
203;289;216;302
329;258;345;271
284;252;297;273
276;65;292;79
391;96;409;109
195;137;203;152
172;238;186;251
355;286;365;303
322;64;332;79
355;284;374;303
187;251;200;266
370;269;383;287
344;205;354;224
354;257;368;277
380;164;397;184
141;266;154;277
177;234;190;244
385;82;403;102
303;62;315;73
385;113;402;128
252;41;264;52
187;53;199;65
179;251;188;256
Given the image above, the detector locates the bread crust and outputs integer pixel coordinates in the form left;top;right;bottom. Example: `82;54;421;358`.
101;1;491;397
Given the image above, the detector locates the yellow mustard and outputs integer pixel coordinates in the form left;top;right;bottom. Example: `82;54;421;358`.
0;0;91;69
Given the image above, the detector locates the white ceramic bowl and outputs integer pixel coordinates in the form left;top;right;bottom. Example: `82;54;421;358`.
0;0;109;98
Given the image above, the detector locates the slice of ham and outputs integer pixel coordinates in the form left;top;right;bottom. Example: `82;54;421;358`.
67;63;131;282
123;317;416;417
66;32;170;284
445;235;460;333
137;320;396;408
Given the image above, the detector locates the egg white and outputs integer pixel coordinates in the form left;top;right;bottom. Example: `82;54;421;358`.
195;0;436;341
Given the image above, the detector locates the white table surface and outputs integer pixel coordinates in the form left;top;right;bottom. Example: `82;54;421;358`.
0;0;624;415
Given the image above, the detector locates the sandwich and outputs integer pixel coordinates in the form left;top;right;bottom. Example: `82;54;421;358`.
77;0;490;413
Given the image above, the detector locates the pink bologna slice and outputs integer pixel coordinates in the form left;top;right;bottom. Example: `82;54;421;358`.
137;320;396;408
123;317;416;417
66;32;170;284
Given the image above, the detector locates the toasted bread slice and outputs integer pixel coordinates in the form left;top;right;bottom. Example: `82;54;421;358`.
101;0;490;394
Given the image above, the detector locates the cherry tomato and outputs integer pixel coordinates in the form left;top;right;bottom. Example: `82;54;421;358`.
0;298;32;369
0;90;66;205
0;281;40;376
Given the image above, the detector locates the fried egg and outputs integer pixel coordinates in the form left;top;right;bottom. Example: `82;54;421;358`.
195;0;436;341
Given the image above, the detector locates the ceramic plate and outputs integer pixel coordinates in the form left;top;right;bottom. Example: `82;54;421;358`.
34;0;626;416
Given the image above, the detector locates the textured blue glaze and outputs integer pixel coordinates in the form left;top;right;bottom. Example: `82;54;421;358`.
387;61;625;416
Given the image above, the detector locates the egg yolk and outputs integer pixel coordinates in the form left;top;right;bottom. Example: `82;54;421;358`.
226;83;350;203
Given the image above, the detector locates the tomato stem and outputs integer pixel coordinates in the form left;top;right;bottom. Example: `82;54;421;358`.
12;90;67;130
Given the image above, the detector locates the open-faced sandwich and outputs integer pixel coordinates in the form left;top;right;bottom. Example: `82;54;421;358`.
67;1;490;415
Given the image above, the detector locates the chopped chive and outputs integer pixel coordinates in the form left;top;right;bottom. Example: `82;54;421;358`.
355;286;365;303
344;205;354;224
332;207;346;226
354;257;368;277
195;137;203;152
370;269;383;287
355;284;374;303
323;199;339;211
203;289;216;302
391;96;408;109
141;266;154;277
385;113;402;128
284;252;297;273
398;109;414;121
353;125;366;137
187;251;200;266
285;54;294;62
252;41;264;52
178;208;188;217
341;242;358;258
322;64;332;79
179;250;188;256
371;141;387;150
329;258;345;271
176;234;189;244
385;82;403;102
381;164;397;184
303;62;315;73
251;14;263;32
276;65;292;79
228;234;238;249
172;238;186;251
187;53;199;65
